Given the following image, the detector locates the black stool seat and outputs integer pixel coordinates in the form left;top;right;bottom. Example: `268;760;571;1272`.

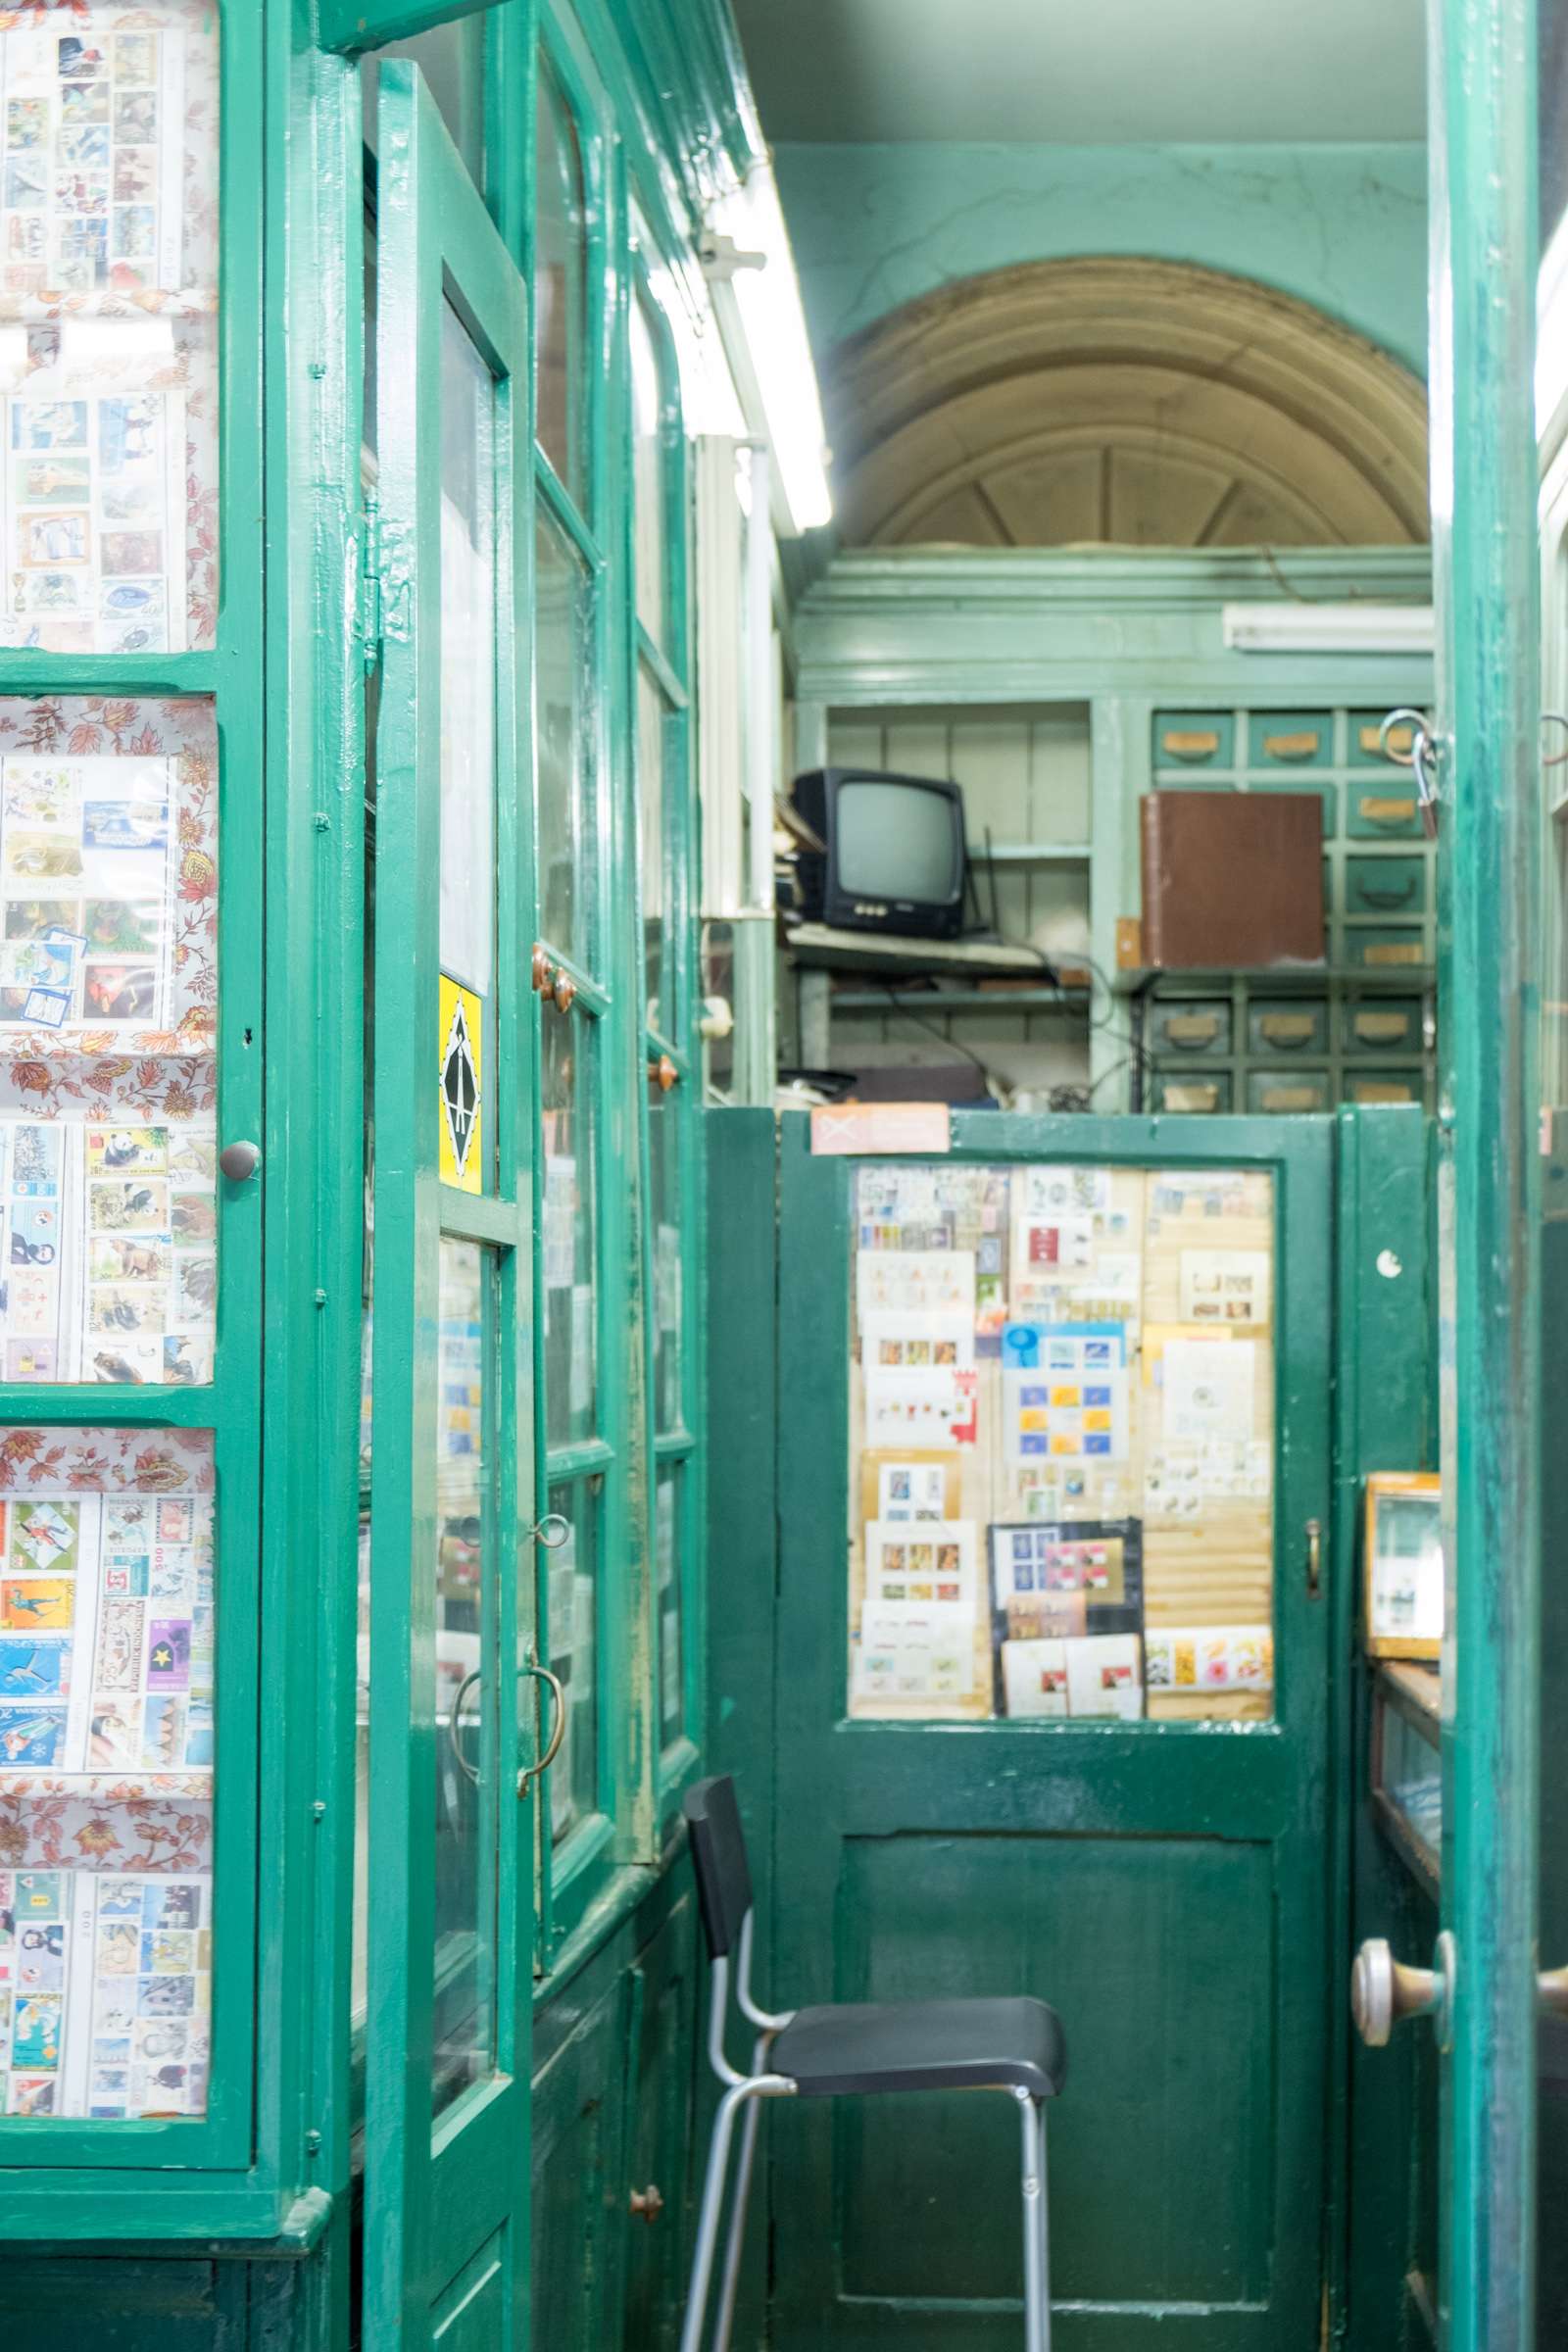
772;1995;1066;2101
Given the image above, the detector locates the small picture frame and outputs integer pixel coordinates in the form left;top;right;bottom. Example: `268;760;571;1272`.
1363;1472;1443;1659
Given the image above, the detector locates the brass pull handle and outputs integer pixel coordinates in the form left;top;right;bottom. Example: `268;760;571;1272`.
448;1667;482;1787
629;2182;664;2224
531;943;553;993
649;1053;679;1093
1305;1517;1321;1598
1352;1934;1455;2049
518;1657;566;1799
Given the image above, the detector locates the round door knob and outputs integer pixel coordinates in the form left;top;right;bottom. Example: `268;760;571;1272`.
649;1054;678;1093
1351;1935;1448;2048
629;2182;663;2224
552;971;576;1013
218;1140;261;1181
531;944;553;994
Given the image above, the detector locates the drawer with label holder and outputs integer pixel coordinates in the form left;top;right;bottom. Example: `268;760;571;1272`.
1346;925;1427;973
1249;999;1329;1055
1246;710;1335;771
1345;855;1427;915
1346;1069;1425;1107
1247;1068;1333;1115
1152;1072;1231;1115
1152;712;1233;770
1344;998;1426;1054
1150;999;1232;1056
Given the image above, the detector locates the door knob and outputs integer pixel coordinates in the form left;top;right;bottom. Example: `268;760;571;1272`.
1540;1968;1568;2018
219;1139;261;1181
629;2182;664;2223
1351;1932;1455;2049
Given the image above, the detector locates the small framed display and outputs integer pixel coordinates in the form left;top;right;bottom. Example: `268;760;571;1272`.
1363;1472;1443;1659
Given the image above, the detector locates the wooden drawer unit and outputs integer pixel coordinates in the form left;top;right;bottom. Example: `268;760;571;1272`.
1346;924;1427;973
1247;1067;1334;1115
1249;999;1329;1055
1345;998;1426;1055
1345;855;1427;915
1346;1069;1425;1106
1246;710;1334;770
1152;1071;1231;1114
1348;780;1423;839
1150;999;1232;1056
1153;712;1233;769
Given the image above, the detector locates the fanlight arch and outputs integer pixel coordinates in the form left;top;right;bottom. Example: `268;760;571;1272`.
826;258;1429;548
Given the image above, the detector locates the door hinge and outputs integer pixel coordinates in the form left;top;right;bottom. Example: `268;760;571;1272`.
357;487;382;676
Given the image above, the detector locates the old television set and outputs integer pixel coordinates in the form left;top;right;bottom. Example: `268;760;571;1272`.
789;767;968;941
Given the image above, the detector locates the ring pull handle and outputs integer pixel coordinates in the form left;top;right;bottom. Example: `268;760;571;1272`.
447;1666;482;1786
1379;707;1441;838
518;1657;566;1799
1544;712;1568;770
530;1512;570;1549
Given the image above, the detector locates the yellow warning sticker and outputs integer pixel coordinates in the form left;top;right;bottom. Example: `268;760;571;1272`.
438;973;483;1194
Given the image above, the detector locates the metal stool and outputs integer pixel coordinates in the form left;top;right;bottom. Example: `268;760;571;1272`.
679;1775;1066;2352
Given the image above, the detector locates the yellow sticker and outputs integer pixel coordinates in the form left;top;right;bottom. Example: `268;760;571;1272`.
438;973;483;1194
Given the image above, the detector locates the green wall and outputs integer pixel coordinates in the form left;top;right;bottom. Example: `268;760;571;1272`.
775;140;1428;376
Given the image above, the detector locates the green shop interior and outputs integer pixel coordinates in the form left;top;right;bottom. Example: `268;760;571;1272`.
0;2;1560;2348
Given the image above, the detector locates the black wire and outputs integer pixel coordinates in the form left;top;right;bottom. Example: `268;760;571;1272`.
876;983;1010;1094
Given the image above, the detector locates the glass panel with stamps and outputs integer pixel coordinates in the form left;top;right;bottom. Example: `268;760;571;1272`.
846;1162;1277;1726
0;1422;214;2119
0;5;220;653
0;695;217;1387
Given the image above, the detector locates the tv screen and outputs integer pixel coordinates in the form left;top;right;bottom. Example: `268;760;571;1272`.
833;777;961;905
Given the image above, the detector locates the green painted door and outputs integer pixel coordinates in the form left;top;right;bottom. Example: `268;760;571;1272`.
364;61;538;2350
771;1112;1334;2351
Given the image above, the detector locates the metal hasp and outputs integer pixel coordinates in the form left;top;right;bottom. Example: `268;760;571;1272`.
1428;0;1543;2346
218;1139;261;1181
1352;1932;1456;2051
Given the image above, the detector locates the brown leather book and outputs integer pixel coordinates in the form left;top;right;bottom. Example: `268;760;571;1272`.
1140;790;1325;969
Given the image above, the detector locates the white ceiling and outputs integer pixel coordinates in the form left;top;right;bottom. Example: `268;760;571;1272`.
729;0;1426;146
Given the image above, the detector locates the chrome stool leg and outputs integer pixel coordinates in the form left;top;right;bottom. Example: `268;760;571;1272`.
712;2035;771;2352
1017;2089;1052;2352
680;2076;792;2352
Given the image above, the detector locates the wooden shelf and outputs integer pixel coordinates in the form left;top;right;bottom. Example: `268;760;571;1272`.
832;986;1093;1014
786;923;1052;981
967;843;1091;864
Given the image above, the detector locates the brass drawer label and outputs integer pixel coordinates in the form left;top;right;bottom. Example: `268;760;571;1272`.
1360;723;1414;759
1352;1080;1417;1104
1353;1011;1412;1046
1164;1013;1221;1049
1262;730;1320;760
1258;1013;1316;1048
1364;941;1425;966
1164;1083;1220;1112
1260;1085;1323;1112
1358;794;1416;825
1161;729;1219;760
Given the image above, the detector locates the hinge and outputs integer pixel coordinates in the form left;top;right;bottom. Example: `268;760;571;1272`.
357;487;382;676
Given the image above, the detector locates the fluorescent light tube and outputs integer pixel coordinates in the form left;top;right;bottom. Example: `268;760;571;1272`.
1221;603;1435;655
705;162;833;535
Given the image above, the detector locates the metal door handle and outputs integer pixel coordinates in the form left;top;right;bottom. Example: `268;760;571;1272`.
1305;1518;1322;1598
1351;1933;1455;2049
448;1666;482;1786
518;1658;566;1799
629;2182;664;2223
529;1512;570;1549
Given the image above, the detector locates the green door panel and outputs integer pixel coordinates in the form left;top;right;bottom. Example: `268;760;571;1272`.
432;2235;510;2350
530;1978;633;2352
622;1894;703;2351
770;1111;1333;2352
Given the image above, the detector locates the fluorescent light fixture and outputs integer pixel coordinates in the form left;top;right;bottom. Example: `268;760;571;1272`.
1222;602;1434;655
704;161;833;535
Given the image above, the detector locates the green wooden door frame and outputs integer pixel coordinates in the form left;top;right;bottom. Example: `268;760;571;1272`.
366;58;536;2343
1426;3;1543;2347
771;1109;1336;2351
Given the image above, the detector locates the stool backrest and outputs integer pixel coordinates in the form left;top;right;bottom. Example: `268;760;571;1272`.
684;1774;754;1959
